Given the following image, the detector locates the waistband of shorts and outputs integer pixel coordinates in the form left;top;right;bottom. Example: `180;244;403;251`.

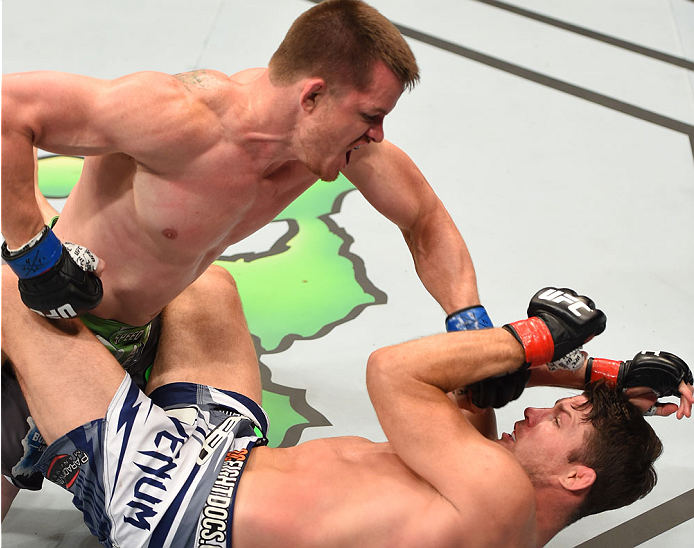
79;312;155;338
149;382;269;436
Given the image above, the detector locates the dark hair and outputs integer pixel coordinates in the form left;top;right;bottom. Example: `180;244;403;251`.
567;381;663;523
269;0;419;92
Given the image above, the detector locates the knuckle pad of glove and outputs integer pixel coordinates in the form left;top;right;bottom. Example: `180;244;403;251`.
17;248;103;315
623;352;688;396
661;351;694;385
528;287;606;360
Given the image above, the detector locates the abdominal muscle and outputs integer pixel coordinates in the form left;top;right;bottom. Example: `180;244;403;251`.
233;437;462;548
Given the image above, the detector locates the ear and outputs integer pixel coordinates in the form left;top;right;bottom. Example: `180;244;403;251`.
559;465;596;492
299;79;327;113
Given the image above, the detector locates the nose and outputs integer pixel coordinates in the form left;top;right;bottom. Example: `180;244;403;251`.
365;121;384;143
523;407;542;426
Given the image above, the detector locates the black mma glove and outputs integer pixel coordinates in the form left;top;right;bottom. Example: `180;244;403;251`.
2;226;103;318
504;287;606;369
468;369;531;409
586;351;693;397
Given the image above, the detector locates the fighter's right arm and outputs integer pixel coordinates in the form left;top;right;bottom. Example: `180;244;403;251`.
3;72;112;245
2;71;222;317
1;70;219;246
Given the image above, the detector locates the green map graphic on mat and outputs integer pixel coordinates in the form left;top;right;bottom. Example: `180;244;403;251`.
37;155;386;448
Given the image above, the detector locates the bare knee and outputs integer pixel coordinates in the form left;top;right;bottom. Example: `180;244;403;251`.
167;266;242;325
197;265;238;291
186;266;239;304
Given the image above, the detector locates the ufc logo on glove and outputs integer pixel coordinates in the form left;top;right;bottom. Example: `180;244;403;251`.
31;304;78;319
537;288;593;317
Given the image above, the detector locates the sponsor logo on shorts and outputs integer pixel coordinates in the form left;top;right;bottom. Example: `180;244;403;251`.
12;417;47;481
196;449;249;547
46;450;89;489
110;327;147;346
197;415;243;466
124;429;186;531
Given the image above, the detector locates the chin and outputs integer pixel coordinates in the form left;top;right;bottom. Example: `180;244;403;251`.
315;164;341;182
321;170;340;182
304;157;338;182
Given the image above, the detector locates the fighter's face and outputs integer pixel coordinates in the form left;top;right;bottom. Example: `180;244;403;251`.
498;395;595;483
299;62;403;181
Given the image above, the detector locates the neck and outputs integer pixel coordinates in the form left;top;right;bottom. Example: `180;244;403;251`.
235;69;304;176
532;483;580;546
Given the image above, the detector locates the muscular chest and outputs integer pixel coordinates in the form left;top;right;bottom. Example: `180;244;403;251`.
132;159;318;256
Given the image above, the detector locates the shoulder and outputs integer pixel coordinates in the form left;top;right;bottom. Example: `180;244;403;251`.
172;69;230;93
448;442;537;545
106;70;231;106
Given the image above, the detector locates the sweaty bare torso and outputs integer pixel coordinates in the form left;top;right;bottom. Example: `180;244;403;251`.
232;437;465;548
51;69;320;325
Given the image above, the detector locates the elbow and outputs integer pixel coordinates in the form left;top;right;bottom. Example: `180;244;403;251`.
366;346;398;391
367;346;389;376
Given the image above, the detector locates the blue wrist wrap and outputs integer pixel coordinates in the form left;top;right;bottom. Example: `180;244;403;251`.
446;305;493;332
2;228;62;279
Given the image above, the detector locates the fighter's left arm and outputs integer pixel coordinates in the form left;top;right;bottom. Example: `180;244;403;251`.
468;349;694;419
530;350;694;419
342;140;480;315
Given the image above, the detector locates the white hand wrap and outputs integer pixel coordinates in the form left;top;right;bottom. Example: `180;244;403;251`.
643;405;658;417
547;348;586;371
64;242;100;273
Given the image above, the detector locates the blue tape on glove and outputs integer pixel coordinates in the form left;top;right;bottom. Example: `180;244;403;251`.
446;305;493;332
3;228;62;279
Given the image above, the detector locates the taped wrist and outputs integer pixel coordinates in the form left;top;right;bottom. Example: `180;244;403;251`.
3;227;47;255
585;358;621;388
446;305;493;332
503;317;554;369
2;226;62;279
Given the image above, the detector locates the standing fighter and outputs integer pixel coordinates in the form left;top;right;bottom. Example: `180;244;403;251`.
1;0;489;510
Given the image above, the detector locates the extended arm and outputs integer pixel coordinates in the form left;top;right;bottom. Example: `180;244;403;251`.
471;349;694;418
343;141;480;315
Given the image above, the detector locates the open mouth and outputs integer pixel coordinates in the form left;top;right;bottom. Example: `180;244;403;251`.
345;145;362;166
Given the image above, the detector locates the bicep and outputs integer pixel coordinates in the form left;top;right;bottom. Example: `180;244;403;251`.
3;71;212;164
343;140;444;231
3;71;119;155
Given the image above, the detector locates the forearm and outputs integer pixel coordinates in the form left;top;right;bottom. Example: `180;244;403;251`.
345;142;481;314
402;204;480;314
370;328;525;394
1;129;45;247
528;359;586;390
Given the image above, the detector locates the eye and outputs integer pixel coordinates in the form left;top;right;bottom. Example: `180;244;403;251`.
554;416;560;427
